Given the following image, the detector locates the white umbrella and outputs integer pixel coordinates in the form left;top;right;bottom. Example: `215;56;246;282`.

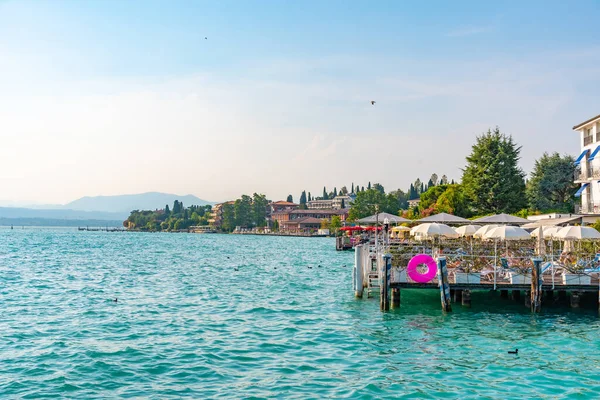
473;224;501;239
555;225;600;240
410;223;459;239
454;224;479;237
530;226;560;239
483;226;531;241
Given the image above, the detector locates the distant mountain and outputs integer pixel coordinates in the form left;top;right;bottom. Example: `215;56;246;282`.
64;192;214;213
0;207;128;221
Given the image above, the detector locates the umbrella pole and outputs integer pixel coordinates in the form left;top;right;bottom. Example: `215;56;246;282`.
551;239;555;290
494;240;497;290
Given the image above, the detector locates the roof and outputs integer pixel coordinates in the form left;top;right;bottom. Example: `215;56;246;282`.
521;216;582;229
357;212;411;224
471;213;529;224
271;201;298;206
290;209;349;215
573;113;600;130
417;212;470;224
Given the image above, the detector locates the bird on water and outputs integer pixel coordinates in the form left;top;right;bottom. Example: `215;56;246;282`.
371;100;376;105
508;349;518;354
113;298;118;302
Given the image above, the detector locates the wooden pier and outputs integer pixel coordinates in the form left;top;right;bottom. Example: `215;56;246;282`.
353;244;600;313
78;227;126;232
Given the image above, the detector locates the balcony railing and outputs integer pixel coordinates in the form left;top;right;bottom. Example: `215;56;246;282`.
579;203;600;214
574;166;600;181
584;135;595;146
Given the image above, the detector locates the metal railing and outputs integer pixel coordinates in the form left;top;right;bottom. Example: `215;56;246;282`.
584;136;595;146
580;203;600;214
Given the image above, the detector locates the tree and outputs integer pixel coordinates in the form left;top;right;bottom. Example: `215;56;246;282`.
299;191;307;209
430;173;439;186
440;175;449;185
368;182;372;190
172;200;181;214
333;187;338;197
330;215;342;231
421;182;425;194
234;195;253;227
339;186;348;195
222;203;235;231
361;186;365;192
322;187;328;200
527;152;577;212
414;178;422;194
436;185;470;217
348;189;400;220
320;219;330;230
351;183;355;194
164;204;170;216
308;192;312;202
252;193;269;226
340;198;345;209
427;178;434;188
286;194;293;203
372;183;385;194
462;127;526;214
451;179;455;184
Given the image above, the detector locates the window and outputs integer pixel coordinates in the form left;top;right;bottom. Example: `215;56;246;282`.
584;128;594;146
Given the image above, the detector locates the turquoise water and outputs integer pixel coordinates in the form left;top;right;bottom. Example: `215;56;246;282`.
1;229;600;399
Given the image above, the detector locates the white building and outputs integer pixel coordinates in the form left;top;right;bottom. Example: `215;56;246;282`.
574;113;600;214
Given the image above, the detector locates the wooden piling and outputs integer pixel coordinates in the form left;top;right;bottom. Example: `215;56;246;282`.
571;291;581;308
524;291;531;308
511;290;521;302
354;245;364;298
461;289;471;307
380;254;392;311
531;258;542;313
391;288;400;308
453;289;463;303
437;257;452;312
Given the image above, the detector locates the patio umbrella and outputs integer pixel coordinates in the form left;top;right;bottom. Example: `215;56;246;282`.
471;213;529;225
357;212;411;224
473;224;501;239
454;224;479;237
340;226;363;232
554;225;600;240
483;226;531;241
417;213;471;224
530;226;560;239
483;225;531;290
410;223;459;239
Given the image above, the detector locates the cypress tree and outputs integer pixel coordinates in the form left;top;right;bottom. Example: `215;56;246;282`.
286;194;293;203
308;192;312;202
333;187;338;197
367;182;371;190
351;183;354;194
323;187;328;200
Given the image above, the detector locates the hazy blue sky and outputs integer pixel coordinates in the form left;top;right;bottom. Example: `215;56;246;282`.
1;0;599;204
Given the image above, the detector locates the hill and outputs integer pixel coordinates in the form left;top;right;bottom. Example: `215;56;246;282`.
64;192;213;213
0;207;128;221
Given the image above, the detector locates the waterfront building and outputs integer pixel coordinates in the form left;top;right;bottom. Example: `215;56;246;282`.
270;201;300;227
307;195;354;210
573;113;600;214
208;201;235;228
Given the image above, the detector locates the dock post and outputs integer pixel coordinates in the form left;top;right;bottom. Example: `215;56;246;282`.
511;290;521;301
558;290;567;304
531;258;542;313
524;291;531;308
571;291;581;308
461;289;471;307
453;289;462;303
391;288;400;308
354;245;364;298
380;254;392;311
437;257;452;312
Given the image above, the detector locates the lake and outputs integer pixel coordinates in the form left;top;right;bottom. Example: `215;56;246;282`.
1;228;599;398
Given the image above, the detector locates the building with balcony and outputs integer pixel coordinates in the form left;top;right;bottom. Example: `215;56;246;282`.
573;113;600;214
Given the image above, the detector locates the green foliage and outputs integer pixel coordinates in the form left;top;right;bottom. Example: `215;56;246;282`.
222;203;235;232
286;194;293;203
526;152;577;213
330;215;342;230
348;189;400;220
234;195;253;228
252;193;268;227
461;127;526;214
126;202;212;232
322;187;328;200
372;183;385;194
299;191;307;208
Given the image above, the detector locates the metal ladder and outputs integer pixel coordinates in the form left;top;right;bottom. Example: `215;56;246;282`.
366;256;380;298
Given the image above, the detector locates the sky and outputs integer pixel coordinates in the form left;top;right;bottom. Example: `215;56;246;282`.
1;0;600;205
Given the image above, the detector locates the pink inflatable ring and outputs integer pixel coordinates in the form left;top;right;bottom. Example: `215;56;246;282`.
407;254;437;283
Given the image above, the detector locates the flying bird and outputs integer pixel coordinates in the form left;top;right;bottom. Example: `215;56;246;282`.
371;101;376;105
